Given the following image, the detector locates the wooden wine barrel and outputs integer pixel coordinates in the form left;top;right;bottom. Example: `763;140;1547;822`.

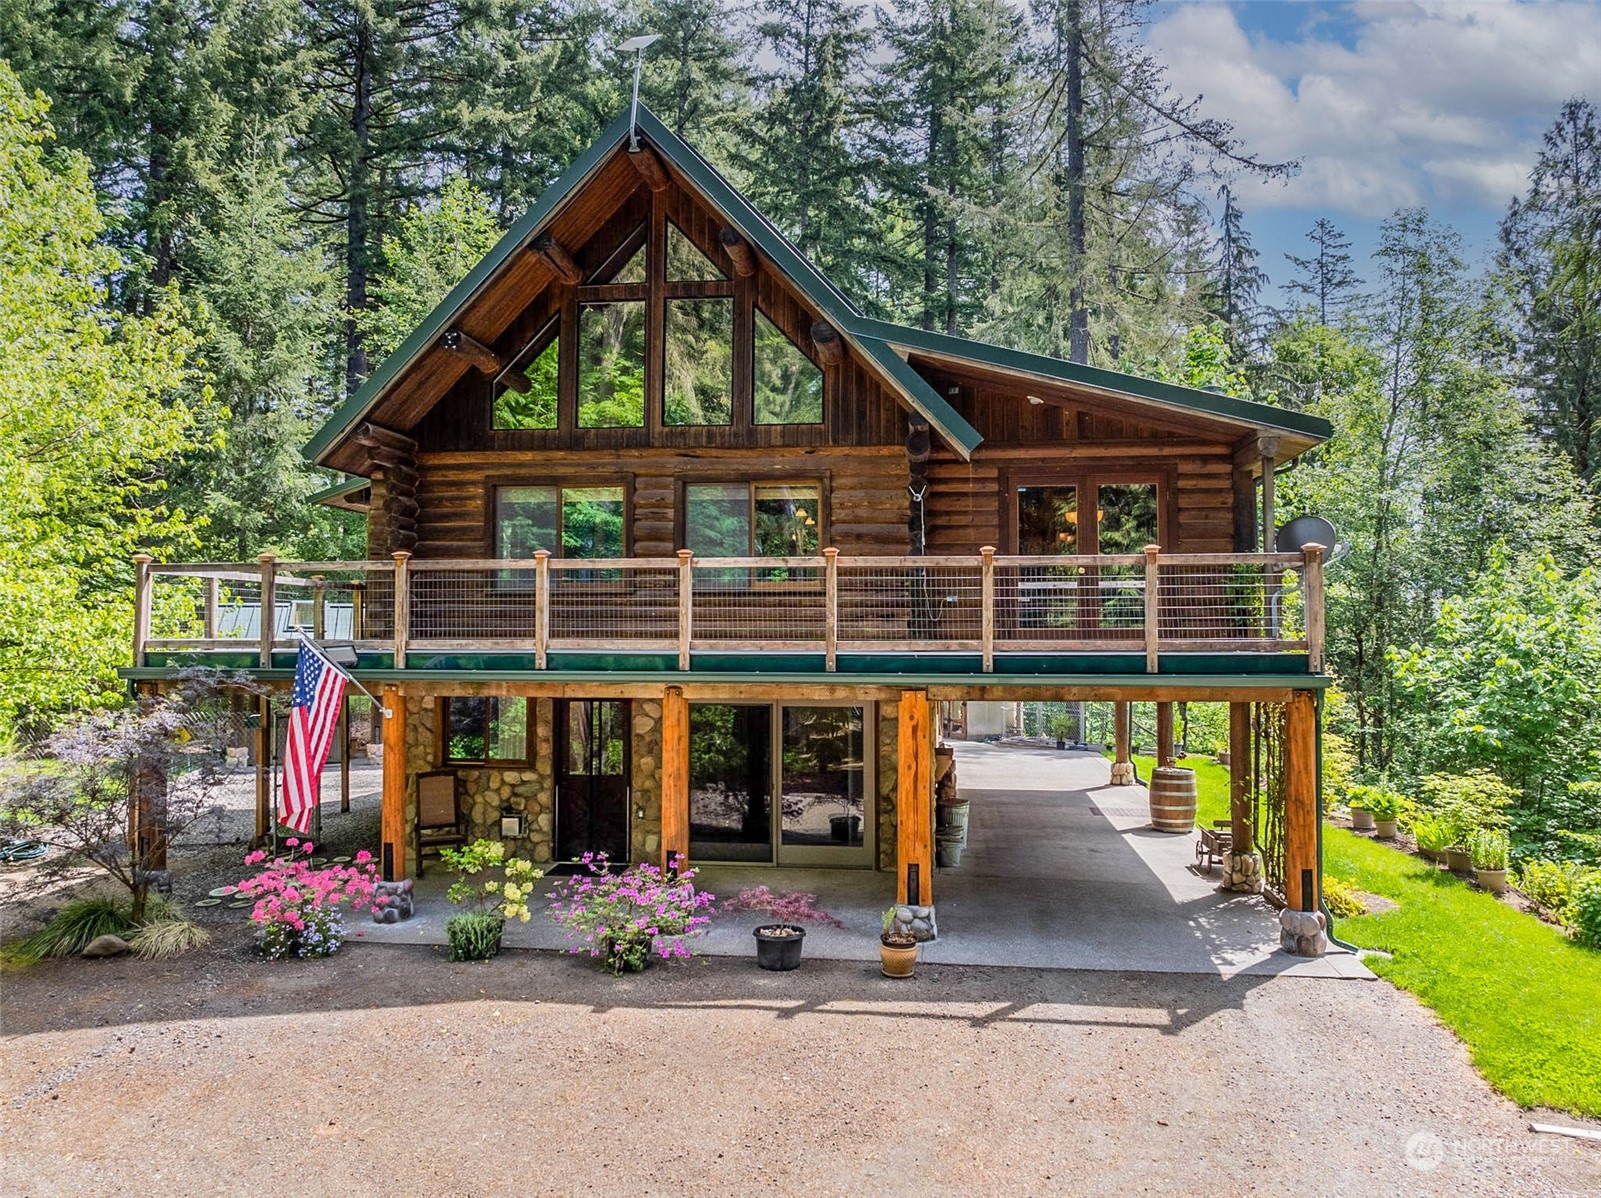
1149;766;1199;833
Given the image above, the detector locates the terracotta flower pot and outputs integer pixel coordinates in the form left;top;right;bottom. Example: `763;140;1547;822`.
880;935;917;978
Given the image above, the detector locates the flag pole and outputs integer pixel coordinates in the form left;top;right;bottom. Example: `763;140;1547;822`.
296;633;393;717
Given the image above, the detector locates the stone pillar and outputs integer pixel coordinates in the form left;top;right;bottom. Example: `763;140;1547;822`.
1110;701;1135;785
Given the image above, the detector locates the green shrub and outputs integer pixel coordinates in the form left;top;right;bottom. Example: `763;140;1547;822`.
1471;828;1511;872
1347;784;1405;821
1420;770;1515;848
446;912;504;962
1324;875;1370;919
1413;814;1452;855
1518;859;1582;923
1573;872;1601;950
12;897;132;962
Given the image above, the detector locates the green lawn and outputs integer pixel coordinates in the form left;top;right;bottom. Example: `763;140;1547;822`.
1325;826;1601;1116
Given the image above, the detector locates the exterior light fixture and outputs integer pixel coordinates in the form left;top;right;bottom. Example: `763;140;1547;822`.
1027;395;1045;405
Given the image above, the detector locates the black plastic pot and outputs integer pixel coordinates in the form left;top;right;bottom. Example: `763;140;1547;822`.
753;924;806;971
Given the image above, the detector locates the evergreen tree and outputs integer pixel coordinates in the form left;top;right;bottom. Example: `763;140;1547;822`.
1209;183;1267;353
1499;98;1601;480
632;0;751;149
1284;217;1361;326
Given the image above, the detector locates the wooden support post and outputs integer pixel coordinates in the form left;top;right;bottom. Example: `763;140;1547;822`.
204;575;219;639
677;549;694;672
979;546;996;673
1229;702;1253;853
1156;702;1175;768
661;685;689;871
823;547;838;672
896;690;933;906
312;575;326;640
1259;435;1280;553
534;549;550;669
441;328;500;374
1143;544;1161;674
809;319;844;366
131;683;167;872
1284;690;1319;912
132;554;154;667
391;550;411;669
254;693;270;842
718;227;756;276
339;694;351;813
257;553;277;668
1301;542;1326;673
532;233;582;284
1110;701;1134;784
630;144;671;192
380;685;407;881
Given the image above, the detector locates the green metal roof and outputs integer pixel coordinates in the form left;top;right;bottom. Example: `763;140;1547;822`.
305;104;1329;468
306;476;370;508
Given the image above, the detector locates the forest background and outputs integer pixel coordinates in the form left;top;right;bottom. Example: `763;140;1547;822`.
1;0;1597;865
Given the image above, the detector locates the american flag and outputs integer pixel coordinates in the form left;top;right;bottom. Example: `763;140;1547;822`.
280;641;348;835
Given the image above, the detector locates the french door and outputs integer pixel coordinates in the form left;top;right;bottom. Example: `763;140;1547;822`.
555;700;630;862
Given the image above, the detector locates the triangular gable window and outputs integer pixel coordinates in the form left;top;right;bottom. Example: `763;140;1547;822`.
591;230;647;284
667;222;724;282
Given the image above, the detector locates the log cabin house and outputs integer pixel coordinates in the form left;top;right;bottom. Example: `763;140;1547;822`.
125;106;1335;942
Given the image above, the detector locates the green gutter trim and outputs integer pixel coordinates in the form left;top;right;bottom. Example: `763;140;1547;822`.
850;316;1333;443
303;109;637;465
307;476;370;506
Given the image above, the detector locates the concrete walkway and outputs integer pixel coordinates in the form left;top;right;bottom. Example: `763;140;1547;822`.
359;742;1369;979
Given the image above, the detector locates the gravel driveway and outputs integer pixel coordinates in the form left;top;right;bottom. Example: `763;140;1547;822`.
3;931;1597;1197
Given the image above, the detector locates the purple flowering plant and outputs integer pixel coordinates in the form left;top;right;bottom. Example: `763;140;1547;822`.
547;852;715;975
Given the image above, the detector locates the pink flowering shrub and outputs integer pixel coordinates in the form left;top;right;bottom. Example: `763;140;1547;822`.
722;886;844;930
238;840;379;959
547;852;715;975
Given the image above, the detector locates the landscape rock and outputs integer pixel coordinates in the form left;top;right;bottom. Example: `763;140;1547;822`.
1279;908;1328;957
81;934;131;958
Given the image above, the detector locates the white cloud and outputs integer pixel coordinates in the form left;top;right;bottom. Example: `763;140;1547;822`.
1147;0;1601;218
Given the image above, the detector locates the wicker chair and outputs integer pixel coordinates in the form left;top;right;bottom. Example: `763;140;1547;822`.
414;769;467;877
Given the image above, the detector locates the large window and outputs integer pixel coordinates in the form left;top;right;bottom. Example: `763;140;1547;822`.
780;706;865;849
495;485;625;559
1015;478;1159;633
688;704;772;862
492;322;558;430
664;298;733;424
684;482;821;557
443;697;529;765
578;302;646;427
754;311;824;424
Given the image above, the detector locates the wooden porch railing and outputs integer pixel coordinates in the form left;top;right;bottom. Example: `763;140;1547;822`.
132;545;1327;675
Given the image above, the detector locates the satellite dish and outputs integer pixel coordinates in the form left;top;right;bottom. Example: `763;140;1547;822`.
1275;515;1338;555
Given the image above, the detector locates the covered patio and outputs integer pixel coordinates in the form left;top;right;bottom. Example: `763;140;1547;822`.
361;741;1369;979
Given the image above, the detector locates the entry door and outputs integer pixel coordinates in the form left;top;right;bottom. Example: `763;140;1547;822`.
556;700;630;862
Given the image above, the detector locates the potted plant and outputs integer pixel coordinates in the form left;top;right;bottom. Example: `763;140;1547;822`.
547;852;714;975
441;839;540;962
724;886;844;971
1470;828;1511;894
1345;785;1376;832
1049;713;1074;750
880;908;917;978
1363;788;1403;840
1412;814;1450;862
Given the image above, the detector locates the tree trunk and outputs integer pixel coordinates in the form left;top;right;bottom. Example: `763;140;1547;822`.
345;15;375;397
1063;0;1089;365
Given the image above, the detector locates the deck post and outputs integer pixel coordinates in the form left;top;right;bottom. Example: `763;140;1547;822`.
390;551;411;669
1143;545;1160;673
257;553;277;669
1110;701;1134;784
1281;689;1325;954
253;692;270;843
312;575;326;639
896;689;933;908
1224;701;1262;893
979;546;996;673
380;685;407;881
677;550;693;672
823;548;839;672
132;554;154;667
534;550;550;669
204;575;219;639
661;685;689;871
131;682;167;871
1301;542;1326;672
1156;702;1175;767
339;694;351;813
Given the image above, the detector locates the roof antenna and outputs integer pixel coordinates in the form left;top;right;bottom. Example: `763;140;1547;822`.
619;34;662;152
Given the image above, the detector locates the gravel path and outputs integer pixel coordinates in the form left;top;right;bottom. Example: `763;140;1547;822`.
3;931;1597;1197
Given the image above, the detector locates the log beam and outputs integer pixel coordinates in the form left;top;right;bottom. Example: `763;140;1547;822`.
718;227;757;277
1284;690;1320;912
381;686;407;881
532;233;583;284
441;328;500;374
661;685;689;871
896;689;933;905
810;319;844;366
629;145;671;192
1156;701;1175;767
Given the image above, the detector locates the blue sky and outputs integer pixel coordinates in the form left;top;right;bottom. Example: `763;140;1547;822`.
1144;1;1600;306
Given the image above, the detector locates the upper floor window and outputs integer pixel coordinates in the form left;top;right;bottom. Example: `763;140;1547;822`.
1016;480;1159;555
492;320;559;430
754;310;823;424
578;303;646;427
685;482;822;557
665;299;733;425
496;484;626;559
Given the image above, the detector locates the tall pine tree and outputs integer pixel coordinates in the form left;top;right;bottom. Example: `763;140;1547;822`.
1284;217;1361;326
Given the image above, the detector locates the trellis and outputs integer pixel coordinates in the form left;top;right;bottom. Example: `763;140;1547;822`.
1252;701;1288;904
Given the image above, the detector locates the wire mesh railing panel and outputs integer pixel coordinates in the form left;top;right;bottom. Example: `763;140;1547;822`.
692;561;826;644
993;561;1145;646
548;561;678;644
409;565;538;643
1158;563;1301;643
1253;701;1288;904
836;562;982;645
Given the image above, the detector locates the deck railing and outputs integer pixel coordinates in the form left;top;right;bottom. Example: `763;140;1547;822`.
132;545;1326;674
